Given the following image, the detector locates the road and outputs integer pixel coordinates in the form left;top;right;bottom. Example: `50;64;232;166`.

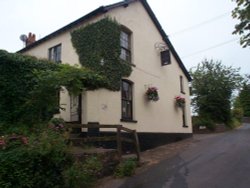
119;123;250;188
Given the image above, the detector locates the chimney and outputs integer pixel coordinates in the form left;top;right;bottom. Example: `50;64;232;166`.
25;32;36;46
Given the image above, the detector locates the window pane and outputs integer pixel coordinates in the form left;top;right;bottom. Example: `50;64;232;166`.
127;101;132;118
122;100;128;117
122;100;132;119
120;30;131;63
120;31;129;49
120;48;127;61
48;49;52;60
121;80;133;120
48;44;61;63
122;81;132;100
55;45;61;62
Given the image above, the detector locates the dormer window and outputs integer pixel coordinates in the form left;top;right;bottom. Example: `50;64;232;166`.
48;44;61;63
120;30;131;63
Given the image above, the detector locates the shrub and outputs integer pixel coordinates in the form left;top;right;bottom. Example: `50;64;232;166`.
232;107;244;121
0;50;58;125
63;157;103;188
0;50;105;127
0;129;71;188
193;116;216;131
228;117;242;129
114;158;137;178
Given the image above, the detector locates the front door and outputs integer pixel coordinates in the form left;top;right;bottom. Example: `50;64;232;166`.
70;94;82;123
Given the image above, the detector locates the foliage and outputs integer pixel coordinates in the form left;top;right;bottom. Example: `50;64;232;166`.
228;117;242;129
232;0;250;47
114;158;137;178
175;96;185;107
63;157;103;188
0;128;71;188
0;50;108;187
35;64;106;96
146;87;159;101
0;125;106;188
192;116;216;131
190;59;243;124
0;50;105;126
0;50;58;125
238;83;250;116
232;107;244;121
0;122;36;136
71;17;132;91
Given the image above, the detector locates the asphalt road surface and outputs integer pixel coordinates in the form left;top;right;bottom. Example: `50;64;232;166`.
119;123;250;188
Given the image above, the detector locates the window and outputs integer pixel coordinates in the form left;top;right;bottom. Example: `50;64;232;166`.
180;75;185;94
161;50;171;66
120;30;131;63
182;106;188;127
48;44;61;63
121;80;133;120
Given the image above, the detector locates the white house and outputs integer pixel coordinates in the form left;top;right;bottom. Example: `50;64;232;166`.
19;0;192;149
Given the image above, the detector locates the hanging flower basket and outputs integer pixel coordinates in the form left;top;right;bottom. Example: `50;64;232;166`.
146;87;159;101
175;96;185;107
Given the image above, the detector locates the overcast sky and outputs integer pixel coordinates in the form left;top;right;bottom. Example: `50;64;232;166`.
0;0;249;75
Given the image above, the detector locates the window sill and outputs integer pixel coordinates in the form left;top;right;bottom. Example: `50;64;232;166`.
120;119;138;123
183;125;189;128
181;91;186;95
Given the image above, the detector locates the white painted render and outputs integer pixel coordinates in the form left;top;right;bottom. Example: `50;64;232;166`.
22;1;192;133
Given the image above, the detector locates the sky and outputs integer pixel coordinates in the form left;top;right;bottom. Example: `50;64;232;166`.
0;0;249;75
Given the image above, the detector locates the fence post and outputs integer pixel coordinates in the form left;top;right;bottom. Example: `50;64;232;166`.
117;125;122;160
133;130;141;161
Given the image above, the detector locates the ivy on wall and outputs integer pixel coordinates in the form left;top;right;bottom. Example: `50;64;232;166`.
0;50;105;126
71;17;132;91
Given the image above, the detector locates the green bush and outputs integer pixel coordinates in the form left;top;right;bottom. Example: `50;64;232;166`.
0;50;105;127
114;158;137;178
227;116;242;129
63;157;103;188
0;129;71;188
232;107;244;121
0;50;58;125
193;117;216;131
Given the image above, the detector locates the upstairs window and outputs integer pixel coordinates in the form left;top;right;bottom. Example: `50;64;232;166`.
161;49;171;66
180;75;185;94
121;80;133;120
48;44;61;63
120;30;131;63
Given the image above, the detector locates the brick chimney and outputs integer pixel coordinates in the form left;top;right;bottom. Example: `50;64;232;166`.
26;32;36;46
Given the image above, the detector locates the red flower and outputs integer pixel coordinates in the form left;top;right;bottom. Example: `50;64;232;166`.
146;87;159;101
0;137;6;148
175;96;185;107
21;136;29;145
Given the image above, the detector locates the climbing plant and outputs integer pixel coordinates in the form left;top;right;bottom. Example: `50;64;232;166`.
0;50;105;126
0;50;58;124
71;17;132;91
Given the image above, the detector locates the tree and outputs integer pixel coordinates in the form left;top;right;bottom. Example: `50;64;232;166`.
190;59;243;125
238;75;250;116
232;0;250;48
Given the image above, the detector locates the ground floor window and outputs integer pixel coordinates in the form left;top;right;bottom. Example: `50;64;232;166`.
182;106;188;127
121;80;133;120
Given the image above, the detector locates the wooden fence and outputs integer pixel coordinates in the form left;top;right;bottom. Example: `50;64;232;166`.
67;124;141;161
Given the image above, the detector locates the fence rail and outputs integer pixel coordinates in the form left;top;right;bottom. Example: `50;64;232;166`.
67;123;141;161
